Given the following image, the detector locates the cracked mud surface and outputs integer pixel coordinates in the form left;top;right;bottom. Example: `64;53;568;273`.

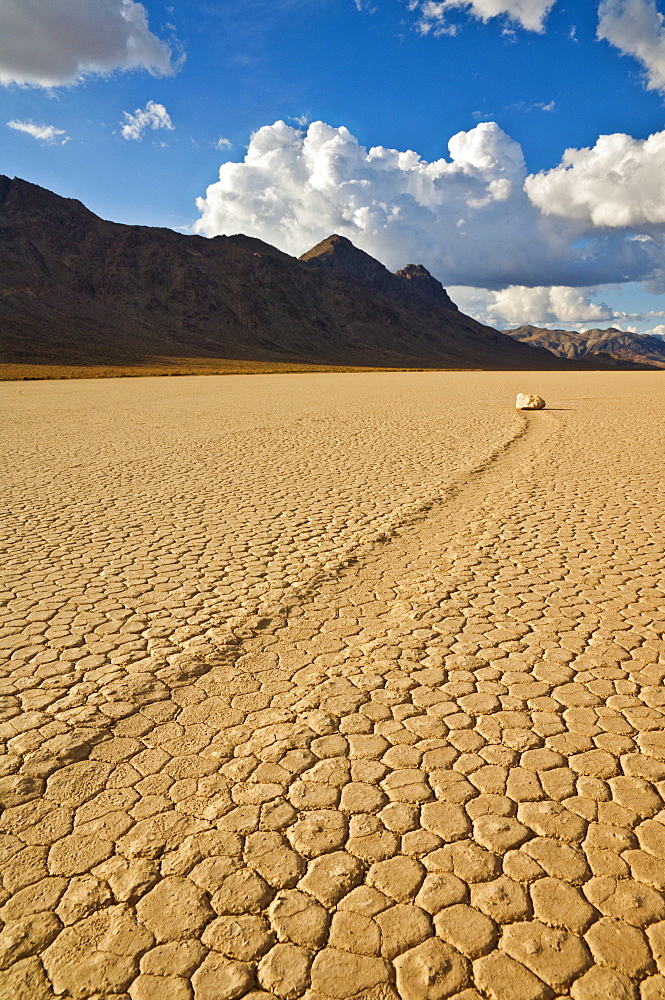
1;370;664;1000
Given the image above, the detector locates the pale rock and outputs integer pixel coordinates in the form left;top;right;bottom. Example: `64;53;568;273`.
381;768;433;803
188;855;240;893
402;829;444;858
100;857;159;903
624;849;665;890
521;837;590;883
44;761;113;808
262;799;299;830
609;776;662;817
515;393;545;410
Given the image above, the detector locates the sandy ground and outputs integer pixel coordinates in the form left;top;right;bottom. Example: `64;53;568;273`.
1;370;664;1000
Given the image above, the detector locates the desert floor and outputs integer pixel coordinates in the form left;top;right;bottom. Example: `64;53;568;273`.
1;371;664;1000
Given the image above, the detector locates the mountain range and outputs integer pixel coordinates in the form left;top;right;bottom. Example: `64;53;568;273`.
0;175;658;375
504;325;665;370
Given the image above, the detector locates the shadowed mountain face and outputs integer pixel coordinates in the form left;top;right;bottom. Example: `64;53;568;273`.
505;325;665;370
0;174;645;371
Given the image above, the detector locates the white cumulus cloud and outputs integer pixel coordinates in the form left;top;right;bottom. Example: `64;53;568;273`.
7;120;70;144
412;0;558;34
646;323;665;337
0;0;179;88
194;118;661;290
120;100;173;140
487;285;613;326
597;0;665;92
525;130;665;227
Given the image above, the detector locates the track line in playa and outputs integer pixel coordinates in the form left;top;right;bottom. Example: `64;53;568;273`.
1;377;664;1000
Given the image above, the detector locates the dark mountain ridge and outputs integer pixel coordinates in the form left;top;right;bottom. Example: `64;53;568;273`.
0;175;649;371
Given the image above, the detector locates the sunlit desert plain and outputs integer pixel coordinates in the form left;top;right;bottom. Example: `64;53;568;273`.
1;370;665;1000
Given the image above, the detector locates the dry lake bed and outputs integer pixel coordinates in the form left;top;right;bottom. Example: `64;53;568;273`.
1;371;665;1000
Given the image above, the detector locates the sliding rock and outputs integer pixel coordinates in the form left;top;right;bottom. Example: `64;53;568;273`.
516;393;546;410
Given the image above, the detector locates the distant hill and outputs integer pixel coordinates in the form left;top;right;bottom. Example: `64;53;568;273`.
504;325;665;369
0;174;652;373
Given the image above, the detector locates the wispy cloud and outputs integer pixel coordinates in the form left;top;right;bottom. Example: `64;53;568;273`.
7;119;70;144
214;136;232;149
411;0;558;35
120;100;174;140
506;98;556;112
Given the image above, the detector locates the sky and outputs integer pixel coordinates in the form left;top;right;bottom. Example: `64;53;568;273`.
1;0;665;336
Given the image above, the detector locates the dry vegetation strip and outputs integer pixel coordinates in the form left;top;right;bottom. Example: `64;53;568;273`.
0;361;479;381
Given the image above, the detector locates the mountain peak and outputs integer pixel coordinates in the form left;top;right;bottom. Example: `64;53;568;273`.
299;236;460;310
299;234;393;283
395;264;458;310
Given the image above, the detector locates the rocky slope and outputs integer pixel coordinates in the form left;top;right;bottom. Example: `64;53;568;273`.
0;174;651;371
505;325;665;369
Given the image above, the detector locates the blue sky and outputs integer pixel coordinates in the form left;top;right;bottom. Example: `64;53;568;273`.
1;0;665;334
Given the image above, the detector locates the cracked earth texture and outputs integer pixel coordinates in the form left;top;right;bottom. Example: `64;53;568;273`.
1;371;664;1000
